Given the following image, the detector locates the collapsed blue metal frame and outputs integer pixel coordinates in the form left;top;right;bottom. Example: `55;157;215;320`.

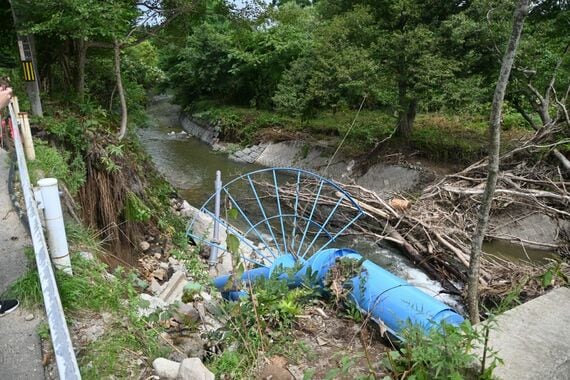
186;167;365;267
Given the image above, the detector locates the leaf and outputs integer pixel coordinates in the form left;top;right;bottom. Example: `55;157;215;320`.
227;208;238;220
226;233;240;254
542;270;553;288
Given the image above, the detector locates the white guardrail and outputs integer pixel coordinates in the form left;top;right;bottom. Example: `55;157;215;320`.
8;102;81;379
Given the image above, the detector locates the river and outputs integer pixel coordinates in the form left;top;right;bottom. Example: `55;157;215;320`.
138;98;556;310
139;99;463;305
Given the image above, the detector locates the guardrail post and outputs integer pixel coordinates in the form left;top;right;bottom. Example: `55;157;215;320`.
18;112;35;161
38;178;72;275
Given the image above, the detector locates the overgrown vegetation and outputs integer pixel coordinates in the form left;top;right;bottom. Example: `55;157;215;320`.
209;277;314;377
188;103;535;162
384;322;501;380
6;222;172;378
161;0;569;143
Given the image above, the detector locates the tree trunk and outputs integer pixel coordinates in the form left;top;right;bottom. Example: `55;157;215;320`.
396;82;417;139
75;39;86;102
114;41;128;140
468;0;529;324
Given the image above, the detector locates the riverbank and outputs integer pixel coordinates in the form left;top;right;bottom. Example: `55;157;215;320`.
179;113;431;200
177;102;569;255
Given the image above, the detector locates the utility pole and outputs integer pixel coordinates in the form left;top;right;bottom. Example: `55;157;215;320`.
9;0;43;117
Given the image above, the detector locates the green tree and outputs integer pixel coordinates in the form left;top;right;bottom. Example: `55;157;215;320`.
164;2;313;108
273;5;384;117
318;0;470;138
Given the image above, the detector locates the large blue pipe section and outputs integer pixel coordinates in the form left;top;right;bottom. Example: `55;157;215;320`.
213;248;464;337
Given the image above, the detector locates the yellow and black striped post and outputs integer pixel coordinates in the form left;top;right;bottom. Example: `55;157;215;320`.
21;60;35;82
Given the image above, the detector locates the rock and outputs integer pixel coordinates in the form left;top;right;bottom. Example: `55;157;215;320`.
493;212;570;248
140;241;151;251
138;293;168;317
259;364;293;380
24;313;35;321
82;323;106;343
196;303;223;332
171;334;205;361
177;358;214;380
101;312;113;324
168;257;180;265
153;358;180;379
174;303;200;323
153;268;167;281
159;271;189;304
79;251;95;261
154;253;162;260
180;200;192;212
150;279;164;295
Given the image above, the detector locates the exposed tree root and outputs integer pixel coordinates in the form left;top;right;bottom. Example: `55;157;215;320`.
77;136;148;264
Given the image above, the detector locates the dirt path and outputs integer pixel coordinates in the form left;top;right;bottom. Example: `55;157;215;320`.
0;148;45;379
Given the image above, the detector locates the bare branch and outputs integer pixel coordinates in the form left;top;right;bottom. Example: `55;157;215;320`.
553;149;570;172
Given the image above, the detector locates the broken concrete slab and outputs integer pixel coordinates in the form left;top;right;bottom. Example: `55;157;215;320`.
159;271;188;304
476;287;570;380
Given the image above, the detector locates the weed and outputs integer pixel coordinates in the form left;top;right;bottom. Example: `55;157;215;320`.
80;311;170;379
208;277;314;379
383;321;501;380
539;260;569;288
125;191;152;222
37;321;50;340
486;277;527;315
343;302;363;323
28;139;86;194
171;247;211;285
4;248;43;307
210;350;247;378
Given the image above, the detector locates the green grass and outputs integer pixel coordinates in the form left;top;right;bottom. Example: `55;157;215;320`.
188;103;534;164
6;222;173;379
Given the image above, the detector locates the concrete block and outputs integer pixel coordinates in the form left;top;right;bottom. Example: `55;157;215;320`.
475;287;570;380
159;271;188;304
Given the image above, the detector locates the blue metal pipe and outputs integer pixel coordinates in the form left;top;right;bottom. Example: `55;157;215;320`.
214;248;464;336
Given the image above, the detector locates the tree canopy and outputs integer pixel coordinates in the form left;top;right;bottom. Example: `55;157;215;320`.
158;0;569;139
4;0;569;141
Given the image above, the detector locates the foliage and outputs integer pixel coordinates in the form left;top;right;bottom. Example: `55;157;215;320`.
125;191;152;222
208;277;314;378
274;5;383;117
540;260;569;288
383;321;502;380
28;139;86;194
7;221;171;378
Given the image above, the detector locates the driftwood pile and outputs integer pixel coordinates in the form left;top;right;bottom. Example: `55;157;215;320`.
271;131;570;305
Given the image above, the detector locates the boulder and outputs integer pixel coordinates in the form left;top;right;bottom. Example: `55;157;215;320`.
153;358;180;379
177;358;214;380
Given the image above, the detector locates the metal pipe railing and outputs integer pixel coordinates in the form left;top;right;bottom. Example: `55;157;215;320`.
8;102;81;379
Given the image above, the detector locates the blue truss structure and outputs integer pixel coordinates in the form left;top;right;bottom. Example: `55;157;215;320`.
186;167;365;267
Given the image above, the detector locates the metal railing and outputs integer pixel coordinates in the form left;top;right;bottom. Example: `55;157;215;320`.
8;103;81;380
